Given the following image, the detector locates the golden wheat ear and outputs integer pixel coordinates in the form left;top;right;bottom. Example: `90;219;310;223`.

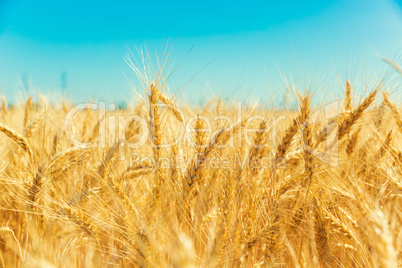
312;197;331;267
149;83;162;162
346;127;361;157
315;87;379;148
382;58;402;75
301;96;315;196
344;79;352;112
98;140;123;179
338;87;379;141
382;92;402;132
0;122;32;158
23;100;47;138
248;120;269;176
276;96;310;161
375;129;393;161
27;164;44;207
159;92;185;123
186;115;207;187
63;205;102;244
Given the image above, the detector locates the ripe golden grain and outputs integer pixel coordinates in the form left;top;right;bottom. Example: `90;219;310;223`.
0;68;401;267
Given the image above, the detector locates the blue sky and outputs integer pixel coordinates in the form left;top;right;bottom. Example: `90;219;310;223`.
0;0;401;104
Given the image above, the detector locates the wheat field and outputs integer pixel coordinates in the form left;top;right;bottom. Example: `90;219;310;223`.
0;62;401;267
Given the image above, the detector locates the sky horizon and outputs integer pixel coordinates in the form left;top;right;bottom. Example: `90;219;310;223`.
0;0;401;106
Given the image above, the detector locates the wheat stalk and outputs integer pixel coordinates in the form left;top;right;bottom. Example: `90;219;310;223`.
23;96;32;129
276;97;310;160
1;97;7;116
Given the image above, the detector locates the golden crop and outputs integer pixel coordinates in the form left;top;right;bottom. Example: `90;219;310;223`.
0;60;401;267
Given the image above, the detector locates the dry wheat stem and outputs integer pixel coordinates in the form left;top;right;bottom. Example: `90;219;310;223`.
23;96;32;129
